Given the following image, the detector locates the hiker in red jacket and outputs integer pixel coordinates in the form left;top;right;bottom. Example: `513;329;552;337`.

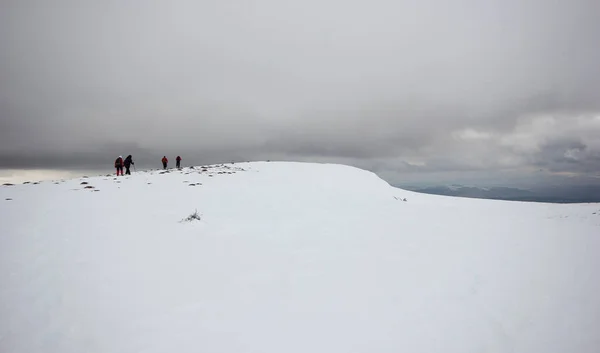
176;156;182;169
115;156;124;176
162;156;168;169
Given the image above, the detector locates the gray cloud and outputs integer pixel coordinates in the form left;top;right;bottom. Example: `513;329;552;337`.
1;0;600;186
530;139;600;174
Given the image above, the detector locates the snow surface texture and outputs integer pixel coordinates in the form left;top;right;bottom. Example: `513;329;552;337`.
1;161;599;353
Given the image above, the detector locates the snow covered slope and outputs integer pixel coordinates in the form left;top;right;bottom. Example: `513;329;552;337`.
1;161;599;353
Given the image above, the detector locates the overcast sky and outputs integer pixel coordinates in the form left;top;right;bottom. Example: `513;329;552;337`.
1;0;599;186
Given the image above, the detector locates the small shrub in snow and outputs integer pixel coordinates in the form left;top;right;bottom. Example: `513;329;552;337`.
181;209;201;222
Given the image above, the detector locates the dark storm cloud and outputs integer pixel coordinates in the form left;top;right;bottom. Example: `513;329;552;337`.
528;139;600;174
1;0;600;185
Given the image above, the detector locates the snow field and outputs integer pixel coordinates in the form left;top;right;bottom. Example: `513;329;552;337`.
1;161;599;353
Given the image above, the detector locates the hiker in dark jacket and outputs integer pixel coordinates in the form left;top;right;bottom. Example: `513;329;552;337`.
176;156;182;169
124;155;134;175
115;156;124;176
162;156;168;169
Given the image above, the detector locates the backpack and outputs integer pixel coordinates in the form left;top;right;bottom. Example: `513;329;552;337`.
115;157;123;167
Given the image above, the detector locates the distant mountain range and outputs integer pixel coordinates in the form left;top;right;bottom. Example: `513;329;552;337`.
399;184;600;203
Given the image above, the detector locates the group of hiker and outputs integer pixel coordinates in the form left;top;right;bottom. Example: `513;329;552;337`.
161;156;182;169
114;155;182;176
114;155;134;176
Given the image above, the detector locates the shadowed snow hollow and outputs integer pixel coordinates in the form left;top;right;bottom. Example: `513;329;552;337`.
1;161;599;353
